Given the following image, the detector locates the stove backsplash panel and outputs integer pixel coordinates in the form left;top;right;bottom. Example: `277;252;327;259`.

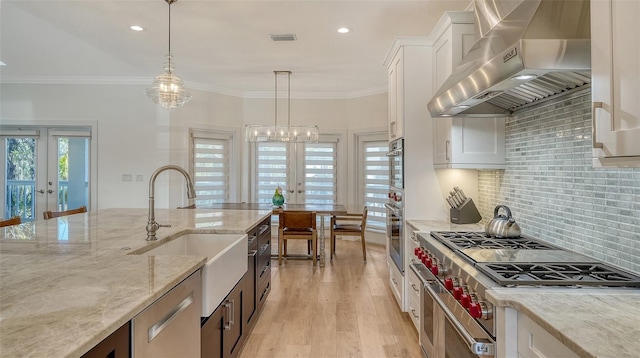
477;90;640;275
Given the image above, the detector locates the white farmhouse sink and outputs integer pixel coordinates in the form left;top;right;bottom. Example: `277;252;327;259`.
135;233;248;317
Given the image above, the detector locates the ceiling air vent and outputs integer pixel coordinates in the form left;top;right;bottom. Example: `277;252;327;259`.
270;34;297;42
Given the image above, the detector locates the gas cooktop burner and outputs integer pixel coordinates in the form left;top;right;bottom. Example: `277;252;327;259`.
475;262;640;287
431;231;558;251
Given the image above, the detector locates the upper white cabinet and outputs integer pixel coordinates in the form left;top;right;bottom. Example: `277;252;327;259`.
388;47;404;140
433;117;506;169
431;12;476;93
591;0;640;167
429;12;506;169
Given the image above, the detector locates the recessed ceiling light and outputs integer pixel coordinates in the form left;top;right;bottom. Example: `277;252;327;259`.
337;27;350;34
130;25;145;32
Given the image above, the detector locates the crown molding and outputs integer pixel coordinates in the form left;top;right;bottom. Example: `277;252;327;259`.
0;75;386;99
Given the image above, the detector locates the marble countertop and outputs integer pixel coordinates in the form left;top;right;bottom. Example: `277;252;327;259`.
406;219;640;358
0;208;271;358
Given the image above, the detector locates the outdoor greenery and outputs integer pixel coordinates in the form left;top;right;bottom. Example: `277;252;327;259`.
5;138;36;218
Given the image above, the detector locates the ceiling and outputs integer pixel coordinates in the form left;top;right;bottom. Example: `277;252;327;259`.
0;0;471;98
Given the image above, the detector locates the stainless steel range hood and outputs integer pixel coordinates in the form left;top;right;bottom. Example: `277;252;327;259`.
428;0;591;117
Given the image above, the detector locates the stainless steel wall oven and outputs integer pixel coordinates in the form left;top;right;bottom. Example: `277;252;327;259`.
387;138;404;190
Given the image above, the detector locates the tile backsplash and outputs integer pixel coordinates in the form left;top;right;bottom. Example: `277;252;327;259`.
477;90;640;275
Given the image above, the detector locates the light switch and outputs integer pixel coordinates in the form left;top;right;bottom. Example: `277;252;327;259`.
122;174;132;182
136;174;144;182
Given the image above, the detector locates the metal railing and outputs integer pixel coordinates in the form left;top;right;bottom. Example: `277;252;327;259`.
4;180;69;220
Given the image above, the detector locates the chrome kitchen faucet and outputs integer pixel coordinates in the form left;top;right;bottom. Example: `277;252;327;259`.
146;165;197;241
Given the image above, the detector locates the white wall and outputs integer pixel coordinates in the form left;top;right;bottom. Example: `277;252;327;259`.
0;83;171;209
1;82;390;211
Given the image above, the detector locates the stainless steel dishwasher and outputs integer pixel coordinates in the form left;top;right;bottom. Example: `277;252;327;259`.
132;270;202;358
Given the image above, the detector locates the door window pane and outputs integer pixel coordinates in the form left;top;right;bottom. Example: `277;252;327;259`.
4;138;36;220
303;142;337;204
56;137;89;211
255;142;289;204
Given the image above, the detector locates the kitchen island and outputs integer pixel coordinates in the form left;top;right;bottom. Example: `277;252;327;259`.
0;208;271;357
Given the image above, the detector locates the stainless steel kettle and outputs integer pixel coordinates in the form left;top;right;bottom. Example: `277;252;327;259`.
485;205;521;238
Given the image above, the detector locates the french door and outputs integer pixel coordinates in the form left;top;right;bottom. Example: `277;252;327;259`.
253;138;338;205
1;127;91;221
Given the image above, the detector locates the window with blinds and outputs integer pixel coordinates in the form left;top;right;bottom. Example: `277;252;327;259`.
191;131;232;205
360;137;389;231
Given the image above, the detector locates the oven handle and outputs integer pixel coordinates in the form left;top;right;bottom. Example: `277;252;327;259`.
423;275;495;356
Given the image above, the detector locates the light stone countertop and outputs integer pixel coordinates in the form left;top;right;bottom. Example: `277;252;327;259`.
486;288;640;358
0;208;272;358
406;219;640;358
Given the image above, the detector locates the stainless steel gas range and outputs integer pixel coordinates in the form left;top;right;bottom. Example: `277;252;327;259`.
411;231;640;358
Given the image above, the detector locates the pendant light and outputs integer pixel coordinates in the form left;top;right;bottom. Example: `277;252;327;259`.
245;71;319;143
145;0;192;110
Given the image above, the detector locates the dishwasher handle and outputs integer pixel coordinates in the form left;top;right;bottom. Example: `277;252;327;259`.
148;293;194;342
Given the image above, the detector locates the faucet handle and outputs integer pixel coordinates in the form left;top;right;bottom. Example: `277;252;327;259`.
158;223;171;228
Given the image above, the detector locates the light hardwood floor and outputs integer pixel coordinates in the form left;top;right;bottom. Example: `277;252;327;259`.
239;238;421;358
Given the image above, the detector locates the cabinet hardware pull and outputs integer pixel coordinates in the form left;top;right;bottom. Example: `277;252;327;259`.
259;243;269;255
223;300;233;330
410;308;419;319
260;262;270;277
445;140;451;161
258;224;270;236
148;293;193;342
248;250;258;257
592;101;604;149
392;278;398;285
411;283;419;292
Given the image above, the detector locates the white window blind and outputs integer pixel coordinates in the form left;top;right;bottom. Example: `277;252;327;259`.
303;141;337;204
255;142;289;204
361;137;389;231
191;132;231;205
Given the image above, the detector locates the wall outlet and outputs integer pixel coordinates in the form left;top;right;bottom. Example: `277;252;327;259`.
136;174;144;182
122;174;132;182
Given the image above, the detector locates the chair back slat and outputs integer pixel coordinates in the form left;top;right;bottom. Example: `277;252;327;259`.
43;206;87;220
0;216;21;227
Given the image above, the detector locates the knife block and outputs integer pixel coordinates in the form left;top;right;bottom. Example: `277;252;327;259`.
450;198;482;224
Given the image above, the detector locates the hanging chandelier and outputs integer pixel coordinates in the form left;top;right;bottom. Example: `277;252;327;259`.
145;0;192;110
245;71;319;143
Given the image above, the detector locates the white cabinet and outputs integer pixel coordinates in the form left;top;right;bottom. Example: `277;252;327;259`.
433;117;506;169
591;0;640;166
406;267;421;332
429;12;506;169
516;313;579;358
389;260;404;308
388;47;404;140
431;12;476;93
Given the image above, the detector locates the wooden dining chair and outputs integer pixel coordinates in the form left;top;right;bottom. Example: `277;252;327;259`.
43;206;87;220
278;211;317;266
330;206;368;262
0;216;21;227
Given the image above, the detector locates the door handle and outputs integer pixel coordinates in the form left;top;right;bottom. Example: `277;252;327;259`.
288;190;294;193
37;189;54;194
47;189;54;194
297;190;303;193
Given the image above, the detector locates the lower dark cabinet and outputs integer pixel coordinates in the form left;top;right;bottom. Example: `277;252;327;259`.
81;322;130;358
201;279;245;358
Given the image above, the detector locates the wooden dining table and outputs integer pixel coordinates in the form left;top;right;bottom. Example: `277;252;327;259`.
271;204;347;267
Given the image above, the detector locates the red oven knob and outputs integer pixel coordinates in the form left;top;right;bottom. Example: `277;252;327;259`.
453;287;463;300
469;303;482;318
444;278;454;291
416;250;423;259
430;264;440;276
422;256;432;267
460;294;472;308
414;247;420;256
469;302;492;320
